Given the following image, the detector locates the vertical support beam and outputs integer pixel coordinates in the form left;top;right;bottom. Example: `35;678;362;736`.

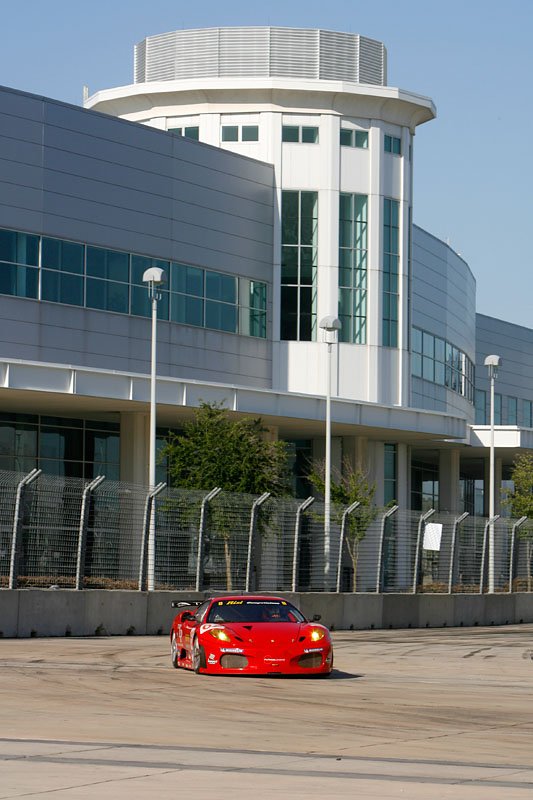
480;515;500;594
509;516;527;593
412;508;436;594
195;488;222;592
291;497;314;593
245;492;271;592
375;504;398;593
138;482;166;591
335;501;360;592
448;512;469;594
8;469;41;590
75;475;105;590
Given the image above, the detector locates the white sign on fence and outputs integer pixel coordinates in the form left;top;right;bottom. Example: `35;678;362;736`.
423;522;443;551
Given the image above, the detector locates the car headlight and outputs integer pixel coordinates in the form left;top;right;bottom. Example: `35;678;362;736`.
209;628;231;642
309;628;325;642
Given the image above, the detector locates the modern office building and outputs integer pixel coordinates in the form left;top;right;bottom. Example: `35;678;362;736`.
0;27;531;513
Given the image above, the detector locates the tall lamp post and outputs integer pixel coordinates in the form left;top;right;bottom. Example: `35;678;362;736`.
484;353;501;594
143;266;166;591
319;315;341;590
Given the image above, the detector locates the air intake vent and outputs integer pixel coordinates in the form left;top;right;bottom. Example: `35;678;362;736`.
358;36;387;85
319;31;358;81
219;27;270;76
133;27;387;86
269;28;318;79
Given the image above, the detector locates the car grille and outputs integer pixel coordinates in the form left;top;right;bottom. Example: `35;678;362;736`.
220;654;249;669
298;652;323;668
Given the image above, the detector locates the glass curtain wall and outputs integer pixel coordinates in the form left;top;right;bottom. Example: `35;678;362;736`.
339;194;368;343
281;191;318;341
382;199;400;347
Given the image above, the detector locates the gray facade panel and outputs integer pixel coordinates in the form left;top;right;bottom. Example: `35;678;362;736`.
476;314;533;410
0;86;274;390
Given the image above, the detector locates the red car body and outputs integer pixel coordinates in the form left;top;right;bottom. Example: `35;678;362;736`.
170;595;333;676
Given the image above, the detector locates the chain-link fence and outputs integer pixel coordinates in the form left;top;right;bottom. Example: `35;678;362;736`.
1;469;533;593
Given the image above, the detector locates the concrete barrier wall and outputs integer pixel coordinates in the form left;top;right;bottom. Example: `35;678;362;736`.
2;590;533;638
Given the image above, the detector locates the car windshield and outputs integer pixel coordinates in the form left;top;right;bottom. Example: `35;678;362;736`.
207;599;305;624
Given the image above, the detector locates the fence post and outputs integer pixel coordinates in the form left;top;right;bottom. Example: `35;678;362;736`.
195;487;222;592
412;508;436;594
8;469;41;590
138;483;166;591
509;516;528;593
479;515;500;594
245;492;270;592
375;505;398;593
335;501;360;593
448;512;469;594
75;476;106;590
291;497;314;593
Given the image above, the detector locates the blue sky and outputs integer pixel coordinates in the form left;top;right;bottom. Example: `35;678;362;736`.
2;0;532;328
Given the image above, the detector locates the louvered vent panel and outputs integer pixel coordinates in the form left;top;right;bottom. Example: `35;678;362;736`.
270;28;318;78
219;27;270;76
358;36;387;85
134;40;146;83
319;30;358;81
173;29;219;78
145;31;179;81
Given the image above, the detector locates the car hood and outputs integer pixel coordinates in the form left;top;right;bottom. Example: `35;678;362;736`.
223;621;303;645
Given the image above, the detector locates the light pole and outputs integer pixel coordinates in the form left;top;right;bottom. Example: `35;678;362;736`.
484;353;501;594
143;266;166;591
319;315;341;590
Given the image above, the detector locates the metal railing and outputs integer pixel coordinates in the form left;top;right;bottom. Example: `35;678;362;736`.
0;470;532;593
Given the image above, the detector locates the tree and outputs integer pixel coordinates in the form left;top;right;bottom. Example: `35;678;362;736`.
502;453;533;591
160;402;291;589
308;459;377;592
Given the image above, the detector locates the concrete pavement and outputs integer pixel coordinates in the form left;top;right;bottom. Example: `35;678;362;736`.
1;626;532;797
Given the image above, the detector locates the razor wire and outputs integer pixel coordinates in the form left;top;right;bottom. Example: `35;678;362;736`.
1;468;532;594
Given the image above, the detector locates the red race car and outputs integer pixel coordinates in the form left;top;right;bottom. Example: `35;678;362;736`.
170;595;333;676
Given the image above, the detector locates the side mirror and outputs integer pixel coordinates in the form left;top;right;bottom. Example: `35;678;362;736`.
312;614;321;622
181;611;197;622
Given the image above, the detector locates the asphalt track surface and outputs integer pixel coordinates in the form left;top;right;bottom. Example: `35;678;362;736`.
1;625;533;798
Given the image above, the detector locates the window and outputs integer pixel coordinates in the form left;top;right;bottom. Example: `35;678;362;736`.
523;399;533;428
281;191;318;341
340;129;368;149
168;126;199;140
412;325;475;403
282;125;319;144
384;444;397;505
41;237;84;306
221;125;258;142
475;390;487;424
384;134;401;155
0;412;119;478
382;199;399;347
507;396;518;425
0;226;267;338
86;247;129;314
338;194;367;344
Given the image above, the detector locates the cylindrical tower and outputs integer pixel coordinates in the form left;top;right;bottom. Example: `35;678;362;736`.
86;26;436;408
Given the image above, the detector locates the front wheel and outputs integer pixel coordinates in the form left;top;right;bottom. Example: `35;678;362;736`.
170;632;180;669
192;636;206;674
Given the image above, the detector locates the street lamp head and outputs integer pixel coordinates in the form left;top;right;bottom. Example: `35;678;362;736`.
484;354;501;369
484;354;501;379
142;267;166;285
319;316;342;332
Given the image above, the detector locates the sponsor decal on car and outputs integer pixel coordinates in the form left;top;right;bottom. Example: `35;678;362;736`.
264;657;286;662
220;648;244;653
199;624;218;634
304;647;324;653
208;654;217;663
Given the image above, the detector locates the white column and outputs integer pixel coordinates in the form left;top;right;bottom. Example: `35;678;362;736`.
439;449;461;513
120;412;149;485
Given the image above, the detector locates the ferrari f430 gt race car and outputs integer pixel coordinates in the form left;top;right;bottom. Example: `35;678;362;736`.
170;595;333;676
